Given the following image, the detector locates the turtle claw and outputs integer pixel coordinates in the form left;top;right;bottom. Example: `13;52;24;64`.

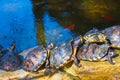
107;55;115;64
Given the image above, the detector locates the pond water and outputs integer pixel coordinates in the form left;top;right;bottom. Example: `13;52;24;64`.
0;0;37;52
0;0;75;53
0;0;120;53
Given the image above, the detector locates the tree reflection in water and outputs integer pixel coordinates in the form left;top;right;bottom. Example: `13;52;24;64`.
42;11;74;45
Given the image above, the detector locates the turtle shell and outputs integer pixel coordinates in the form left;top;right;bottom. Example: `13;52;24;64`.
50;40;72;69
0;49;21;71
23;46;47;72
102;25;120;48
76;43;114;61
83;28;108;44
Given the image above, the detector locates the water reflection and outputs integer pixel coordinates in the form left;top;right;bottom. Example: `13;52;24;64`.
0;0;38;52
42;11;74;45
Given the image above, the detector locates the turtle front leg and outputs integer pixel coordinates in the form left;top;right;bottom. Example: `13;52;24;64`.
72;47;81;67
74;56;81;67
101;48;115;64
106;49;115;64
106;48;115;64
45;58;50;68
106;55;115;64
45;48;51;68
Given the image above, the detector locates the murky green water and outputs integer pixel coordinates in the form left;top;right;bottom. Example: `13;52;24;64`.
33;0;120;36
0;0;120;52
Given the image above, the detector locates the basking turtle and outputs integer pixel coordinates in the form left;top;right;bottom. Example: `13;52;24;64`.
0;43;21;71
76;28;115;64
76;43;115;64
82;28;110;47
44;36;82;75
102;25;120;49
22;43;53;73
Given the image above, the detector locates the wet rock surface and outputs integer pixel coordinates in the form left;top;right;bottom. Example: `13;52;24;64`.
0;48;119;80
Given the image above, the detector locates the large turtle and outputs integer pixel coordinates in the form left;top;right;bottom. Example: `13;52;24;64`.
102;25;120;49
76;43;115;64
75;28;116;64
0;43;21;71
22;43;53;73
44;36;82;75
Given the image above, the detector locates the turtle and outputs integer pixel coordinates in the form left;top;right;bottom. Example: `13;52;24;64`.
81;28;110;47
76;28;115;64
101;25;120;49
44;36;82;75
0;43;21;71
22;43;53;73
76;43;115;64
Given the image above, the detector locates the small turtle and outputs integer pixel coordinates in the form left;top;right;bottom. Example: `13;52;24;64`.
0;43;21;71
102;25;120;49
22;43;53;73
76;43;115;64
82;28;110;47
44;36;82;75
